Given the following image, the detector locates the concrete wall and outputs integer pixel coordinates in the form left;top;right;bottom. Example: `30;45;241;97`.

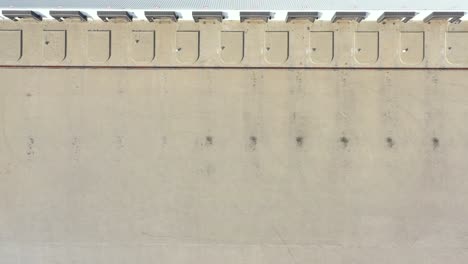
0;20;468;67
1;20;468;263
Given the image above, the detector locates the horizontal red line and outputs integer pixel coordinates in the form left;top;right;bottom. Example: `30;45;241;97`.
0;65;468;70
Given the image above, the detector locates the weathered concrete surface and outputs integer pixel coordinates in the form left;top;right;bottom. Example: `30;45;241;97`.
1;68;468;263
0;20;468;67
1;21;468;263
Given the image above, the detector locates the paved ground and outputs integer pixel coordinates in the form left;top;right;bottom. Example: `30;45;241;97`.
1;20;468;263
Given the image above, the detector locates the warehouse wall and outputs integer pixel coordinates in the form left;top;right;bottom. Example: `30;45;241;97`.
0;20;467;67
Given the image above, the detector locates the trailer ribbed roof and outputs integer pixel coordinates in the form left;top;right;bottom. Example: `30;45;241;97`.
0;0;467;10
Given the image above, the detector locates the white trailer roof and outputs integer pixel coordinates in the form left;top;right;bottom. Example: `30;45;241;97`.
0;0;467;10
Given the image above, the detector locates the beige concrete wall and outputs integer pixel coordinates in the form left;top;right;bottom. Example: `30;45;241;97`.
0;20;468;67
1;21;468;263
